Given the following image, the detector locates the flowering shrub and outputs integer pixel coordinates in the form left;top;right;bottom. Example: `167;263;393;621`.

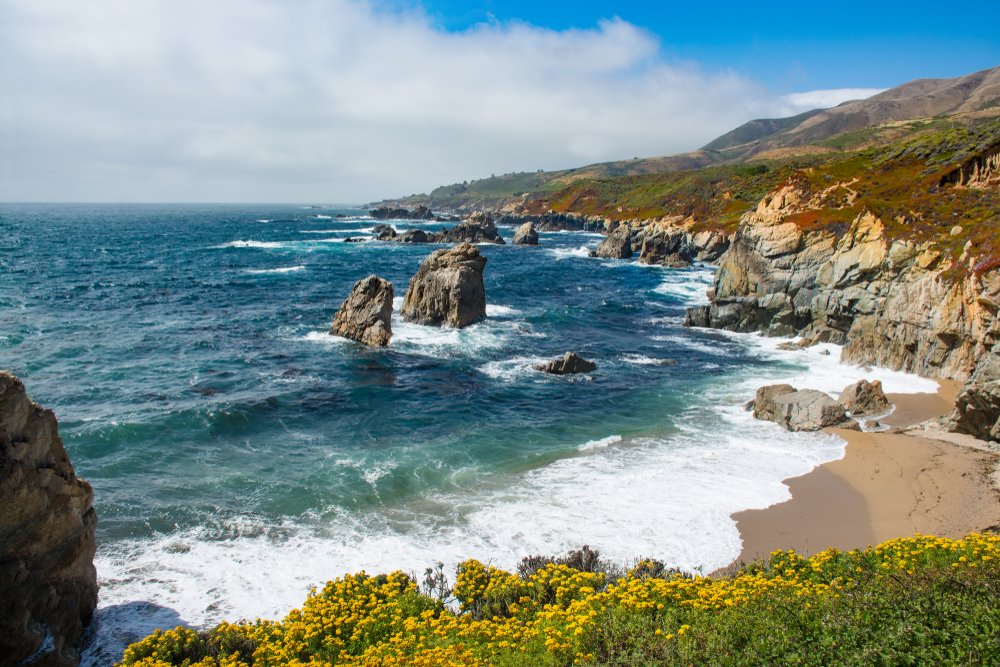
119;533;1000;666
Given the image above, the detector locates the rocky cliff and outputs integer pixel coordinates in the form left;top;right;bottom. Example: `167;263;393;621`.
1;371;98;667
685;140;1000;441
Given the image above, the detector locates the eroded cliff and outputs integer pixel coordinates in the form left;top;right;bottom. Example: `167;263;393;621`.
685;125;1000;441
1;371;97;667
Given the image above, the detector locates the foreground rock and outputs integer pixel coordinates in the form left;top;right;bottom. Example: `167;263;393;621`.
1;371;97;667
591;225;632;259
749;383;856;431
330;275;394;347
402;243;487;328
512;221;539;245
535;352;597;375
840;379;891;417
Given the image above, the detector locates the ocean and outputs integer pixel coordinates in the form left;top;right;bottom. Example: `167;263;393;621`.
0;203;938;665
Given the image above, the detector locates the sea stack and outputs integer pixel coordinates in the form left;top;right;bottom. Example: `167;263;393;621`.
0;371;98;667
330;275;394;347
402;243;487;328
513;221;539;246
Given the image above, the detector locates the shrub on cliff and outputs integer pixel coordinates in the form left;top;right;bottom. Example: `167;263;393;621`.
118;533;1000;667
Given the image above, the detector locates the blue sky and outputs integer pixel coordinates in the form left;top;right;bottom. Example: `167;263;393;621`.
387;0;1000;90
2;0;997;202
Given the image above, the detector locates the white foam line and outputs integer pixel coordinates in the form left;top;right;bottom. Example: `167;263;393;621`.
243;265;306;275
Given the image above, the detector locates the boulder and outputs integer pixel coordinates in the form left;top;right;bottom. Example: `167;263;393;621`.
535;352;597;375
330;275;394;347
402;243;487;328
1;371;98;667
513;221;539;246
749;383;855;431
839;379;891;417
591;225;632;259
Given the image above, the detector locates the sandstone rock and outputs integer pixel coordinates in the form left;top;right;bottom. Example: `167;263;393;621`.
535;352;597;375
402;243;487;328
1;371;97;667
750;383;855;431
839;379;891;417
512;221;538;246
330;275;394;347
591;225;632;259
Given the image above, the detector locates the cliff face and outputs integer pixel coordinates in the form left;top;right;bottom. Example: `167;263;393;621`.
686;180;1000;441
0;371;97;667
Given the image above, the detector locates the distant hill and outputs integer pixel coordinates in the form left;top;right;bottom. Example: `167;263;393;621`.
705;65;1000;158
374;65;1000;211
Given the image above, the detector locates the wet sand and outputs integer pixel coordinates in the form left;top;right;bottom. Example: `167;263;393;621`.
727;380;1000;569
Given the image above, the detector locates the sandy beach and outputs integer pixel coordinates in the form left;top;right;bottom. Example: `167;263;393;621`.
729;380;1000;568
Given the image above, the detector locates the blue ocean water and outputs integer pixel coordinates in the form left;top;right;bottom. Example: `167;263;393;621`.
4;203;923;664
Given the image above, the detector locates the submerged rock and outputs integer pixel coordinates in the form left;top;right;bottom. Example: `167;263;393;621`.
330;275;394;347
749;383;856;431
591;225;632;259
0;371;97;667
402;243;487;328
513;221;539;246
840;379;891;417
535;352;597;375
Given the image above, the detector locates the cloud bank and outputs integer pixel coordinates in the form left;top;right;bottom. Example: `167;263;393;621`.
0;0;876;203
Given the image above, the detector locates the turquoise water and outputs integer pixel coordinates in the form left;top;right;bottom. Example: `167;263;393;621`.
2;203;867;664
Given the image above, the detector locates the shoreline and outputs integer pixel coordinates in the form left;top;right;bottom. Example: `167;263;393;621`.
727;379;1000;569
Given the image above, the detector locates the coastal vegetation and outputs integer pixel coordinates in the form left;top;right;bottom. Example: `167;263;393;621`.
119;533;1000;666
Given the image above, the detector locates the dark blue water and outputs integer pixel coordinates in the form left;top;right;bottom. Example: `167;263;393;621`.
1;203;852;664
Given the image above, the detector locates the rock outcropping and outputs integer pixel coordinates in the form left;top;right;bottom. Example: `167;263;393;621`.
591;225;632;259
330;275;394;347
1;371;97;667
535;352;597;375
685;177;1000;441
512;222;538;246
369;205;436;220
749;383;857;432
402;243;487;328
434;211;505;244
952;347;1000;441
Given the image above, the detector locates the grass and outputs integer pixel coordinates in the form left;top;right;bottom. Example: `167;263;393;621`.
118;533;1000;667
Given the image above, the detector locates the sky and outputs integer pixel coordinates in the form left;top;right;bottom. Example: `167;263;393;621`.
1;0;997;203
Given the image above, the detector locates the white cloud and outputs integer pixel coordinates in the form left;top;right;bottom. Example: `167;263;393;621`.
0;0;868;203
781;88;886;113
